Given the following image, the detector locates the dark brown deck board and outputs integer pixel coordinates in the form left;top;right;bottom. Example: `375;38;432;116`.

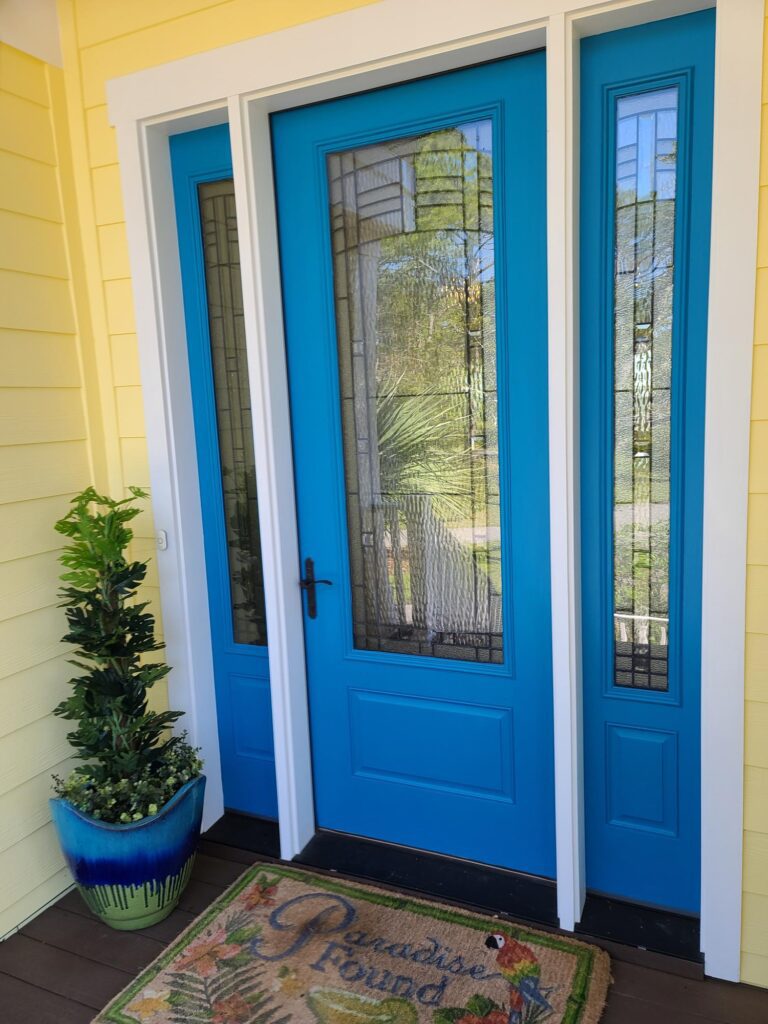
0;972;94;1024
22;906;165;974
0;932;132;1008
610;959;768;1024
1;845;767;1023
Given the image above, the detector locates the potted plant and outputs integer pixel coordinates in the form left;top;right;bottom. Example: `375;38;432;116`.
49;487;205;931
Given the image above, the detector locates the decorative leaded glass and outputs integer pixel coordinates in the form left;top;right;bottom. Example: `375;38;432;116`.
613;88;677;690
328;119;503;662
198;179;267;646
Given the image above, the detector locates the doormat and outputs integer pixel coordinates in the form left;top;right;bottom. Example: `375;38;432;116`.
95;863;610;1024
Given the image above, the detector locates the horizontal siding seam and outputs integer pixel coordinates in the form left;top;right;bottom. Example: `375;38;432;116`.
0;145;57;170
0;207;64;228
0;546;63;568
0;649;68;686
0;86;50;112
0;601;61;626
75;0;235;54
0;435;88;450
0;266;71;284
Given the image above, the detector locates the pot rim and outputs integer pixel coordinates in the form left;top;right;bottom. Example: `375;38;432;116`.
50;773;205;832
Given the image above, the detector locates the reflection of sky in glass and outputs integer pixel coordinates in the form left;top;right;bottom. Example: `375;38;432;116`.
613;87;678;692
617;88;678;202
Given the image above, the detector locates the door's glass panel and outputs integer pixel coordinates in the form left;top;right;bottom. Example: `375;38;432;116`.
328;119;503;663
198;179;267;646
613;88;677;690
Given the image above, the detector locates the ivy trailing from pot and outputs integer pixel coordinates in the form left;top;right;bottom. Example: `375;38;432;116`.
49;486;206;931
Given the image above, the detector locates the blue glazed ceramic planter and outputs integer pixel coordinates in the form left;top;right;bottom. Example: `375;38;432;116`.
50;775;206;930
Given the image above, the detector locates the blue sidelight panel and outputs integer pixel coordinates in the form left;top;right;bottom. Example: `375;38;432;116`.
170;125;277;819
581;11;714;911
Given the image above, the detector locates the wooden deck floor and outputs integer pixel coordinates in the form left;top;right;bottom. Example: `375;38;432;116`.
1;838;767;1024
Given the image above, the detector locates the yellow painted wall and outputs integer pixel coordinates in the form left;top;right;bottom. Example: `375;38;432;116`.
742;10;768;989
0;41;90;937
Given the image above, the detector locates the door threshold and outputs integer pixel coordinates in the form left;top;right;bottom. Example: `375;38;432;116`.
294;828;557;928
575;890;702;964
202;817;703;974
204;811;280;858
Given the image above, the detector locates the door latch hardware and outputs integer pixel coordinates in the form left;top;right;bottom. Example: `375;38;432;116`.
299;557;332;619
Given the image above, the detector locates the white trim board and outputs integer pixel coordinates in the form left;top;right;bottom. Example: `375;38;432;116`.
107;0;760;981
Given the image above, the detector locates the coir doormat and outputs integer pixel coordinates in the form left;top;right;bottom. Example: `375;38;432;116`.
95;864;610;1024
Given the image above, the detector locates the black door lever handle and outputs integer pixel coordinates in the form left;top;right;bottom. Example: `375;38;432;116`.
299;557;332;619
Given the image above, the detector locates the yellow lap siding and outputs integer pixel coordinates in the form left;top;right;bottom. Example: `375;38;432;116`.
744;832;768;897
0;716;72;799
743;893;768;956
115;385;147;438
0;45;49;106
0;271;75;334
746;633;768;703
91;163;124;225
0;211;69;278
0;826;69;933
0;91;57;165
0;766;76;855
85;105;118;167
103;277;136;334
0;551;63;622
0;441;90;504
1;332;81;388
0;150;62;221
0;389;86;446
0;658;72;740
76;0;378;107
109;334;141;387
98;222;131;280
0;495;75;562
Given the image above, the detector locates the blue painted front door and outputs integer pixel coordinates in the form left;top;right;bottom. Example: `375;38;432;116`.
273;54;555;874
580;12;714;911
170;125;278;819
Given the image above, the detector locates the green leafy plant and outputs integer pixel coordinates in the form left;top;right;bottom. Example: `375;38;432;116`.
51;486;202;823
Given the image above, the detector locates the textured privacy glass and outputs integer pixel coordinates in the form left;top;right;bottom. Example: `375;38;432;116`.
198;179;267;646
328;120;503;663
613;88;677;691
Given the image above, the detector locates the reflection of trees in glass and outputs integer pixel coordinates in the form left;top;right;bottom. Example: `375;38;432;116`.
612;90;677;689
330;120;502;660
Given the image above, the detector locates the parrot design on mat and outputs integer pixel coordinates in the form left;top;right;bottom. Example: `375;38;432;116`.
484;933;552;1023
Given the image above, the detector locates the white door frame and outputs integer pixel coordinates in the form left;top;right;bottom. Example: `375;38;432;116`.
108;0;761;981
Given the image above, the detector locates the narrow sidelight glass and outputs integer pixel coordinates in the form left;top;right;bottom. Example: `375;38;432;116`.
328;120;503;662
612;88;678;690
198;179;267;646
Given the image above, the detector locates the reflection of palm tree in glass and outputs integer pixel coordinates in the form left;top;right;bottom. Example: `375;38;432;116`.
332;119;503;657
371;232;502;646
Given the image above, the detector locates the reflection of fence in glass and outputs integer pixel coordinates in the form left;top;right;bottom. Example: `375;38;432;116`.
613;88;678;691
198;180;267;647
328;120;503;663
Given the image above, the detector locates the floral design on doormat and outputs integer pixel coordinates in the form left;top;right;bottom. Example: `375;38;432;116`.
95;865;610;1024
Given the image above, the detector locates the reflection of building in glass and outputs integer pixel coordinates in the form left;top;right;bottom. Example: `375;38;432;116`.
328;121;503;663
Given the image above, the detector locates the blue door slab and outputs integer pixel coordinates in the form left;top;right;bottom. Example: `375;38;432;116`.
170;124;278;819
273;53;555;875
